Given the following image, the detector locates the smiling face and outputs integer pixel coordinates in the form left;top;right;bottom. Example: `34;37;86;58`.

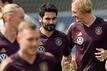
40;12;57;32
72;2;84;22
71;0;92;23
2;4;24;31
17;28;40;55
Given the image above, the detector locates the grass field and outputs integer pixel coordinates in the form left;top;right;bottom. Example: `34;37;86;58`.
62;64;75;71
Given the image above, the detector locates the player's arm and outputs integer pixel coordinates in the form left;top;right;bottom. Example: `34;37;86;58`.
95;48;107;62
0;57;14;71
105;60;107;71
64;23;77;70
62;34;72;69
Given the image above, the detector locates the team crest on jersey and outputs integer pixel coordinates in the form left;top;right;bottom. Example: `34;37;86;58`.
55;37;62;46
95;26;102;35
76;36;84;45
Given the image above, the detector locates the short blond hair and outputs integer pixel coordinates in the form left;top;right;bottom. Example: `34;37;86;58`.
18;21;37;33
72;0;93;13
2;4;19;14
1;4;20;18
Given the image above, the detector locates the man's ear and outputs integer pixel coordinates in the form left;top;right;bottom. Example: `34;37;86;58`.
39;16;42;23
16;34;21;44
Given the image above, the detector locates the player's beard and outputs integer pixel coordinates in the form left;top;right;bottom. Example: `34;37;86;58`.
43;24;56;32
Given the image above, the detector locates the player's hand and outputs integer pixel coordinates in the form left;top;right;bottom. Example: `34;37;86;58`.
71;59;77;70
95;48;107;62
63;57;71;69
105;60;107;70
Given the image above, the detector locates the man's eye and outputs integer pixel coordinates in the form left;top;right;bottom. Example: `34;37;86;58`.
52;17;56;20
46;18;50;20
28;38;33;41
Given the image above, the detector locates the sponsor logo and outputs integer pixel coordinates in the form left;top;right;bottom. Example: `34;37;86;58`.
37;46;45;53
0;48;8;62
0;53;8;62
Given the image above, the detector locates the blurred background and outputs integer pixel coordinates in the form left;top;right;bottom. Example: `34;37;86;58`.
13;0;107;32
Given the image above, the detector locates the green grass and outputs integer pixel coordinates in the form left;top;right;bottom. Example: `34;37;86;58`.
62;64;75;71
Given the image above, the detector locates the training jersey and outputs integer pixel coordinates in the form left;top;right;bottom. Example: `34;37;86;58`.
39;30;71;71
0;32;19;63
67;17;107;71
2;53;55;71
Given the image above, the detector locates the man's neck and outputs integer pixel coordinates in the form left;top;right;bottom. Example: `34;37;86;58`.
40;27;54;37
82;15;96;27
18;51;36;64
1;27;17;43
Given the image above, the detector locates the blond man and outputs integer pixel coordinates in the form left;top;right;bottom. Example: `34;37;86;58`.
67;0;107;71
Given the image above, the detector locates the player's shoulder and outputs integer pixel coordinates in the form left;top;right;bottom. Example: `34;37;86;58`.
67;22;74;30
100;18;107;25
68;22;76;28
0;32;7;42
97;17;107;24
0;33;8;45
66;22;79;33
55;30;67;37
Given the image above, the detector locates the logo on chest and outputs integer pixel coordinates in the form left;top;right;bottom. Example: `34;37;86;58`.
95;26;102;35
55;37;62;46
76;32;84;45
37;46;45;53
0;48;8;62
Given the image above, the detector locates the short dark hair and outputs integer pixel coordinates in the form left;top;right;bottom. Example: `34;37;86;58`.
0;0;13;4
39;3;58;17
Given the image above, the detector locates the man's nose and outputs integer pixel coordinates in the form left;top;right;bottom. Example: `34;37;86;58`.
49;19;54;24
